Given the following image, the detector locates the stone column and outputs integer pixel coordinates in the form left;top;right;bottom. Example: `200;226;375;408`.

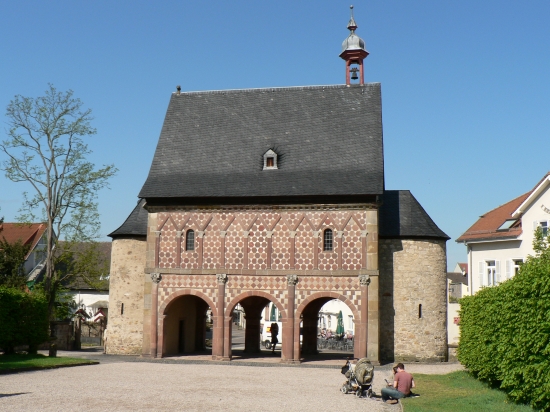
213;273;227;360
365;209;379;363
150;272;162;358
285;274;298;363
357;274;370;359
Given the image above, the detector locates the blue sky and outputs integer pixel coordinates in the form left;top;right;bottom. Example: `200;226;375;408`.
1;1;549;270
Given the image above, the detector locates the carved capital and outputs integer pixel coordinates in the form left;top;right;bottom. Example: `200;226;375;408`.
216;273;228;285
242;231;250;238
197;231;205;238
312;230;320;238
150;273;162;284
220;231;227;238
360;230;368;238
176;231;182;238
336;231;344;239
287;274;299;286
154;231;161;238
266;231;274;238
359;274;371;286
289;231;297;238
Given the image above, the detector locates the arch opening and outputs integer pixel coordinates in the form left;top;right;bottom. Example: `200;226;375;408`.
161;294;212;357
297;296;357;360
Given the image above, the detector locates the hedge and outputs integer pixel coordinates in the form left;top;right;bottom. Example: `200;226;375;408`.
458;233;550;411
0;287;49;354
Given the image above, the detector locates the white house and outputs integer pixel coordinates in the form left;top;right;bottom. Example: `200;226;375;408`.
457;172;550;295
447;263;468;346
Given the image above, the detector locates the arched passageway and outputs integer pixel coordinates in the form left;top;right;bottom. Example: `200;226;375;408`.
160;294;211;357
225;292;287;360
296;295;359;361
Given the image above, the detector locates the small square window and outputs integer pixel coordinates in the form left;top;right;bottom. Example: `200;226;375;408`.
263;149;278;170
266;157;274;167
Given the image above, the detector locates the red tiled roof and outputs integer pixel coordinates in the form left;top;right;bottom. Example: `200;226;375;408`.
0;222;47;258
456;192;530;242
458;263;468;274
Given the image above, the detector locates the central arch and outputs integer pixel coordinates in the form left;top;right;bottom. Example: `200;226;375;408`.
225;291;288;360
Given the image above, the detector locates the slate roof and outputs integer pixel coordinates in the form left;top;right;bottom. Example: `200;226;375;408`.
447;272;468;286
110;191;448;240
108;199;148;238
379;190;449;240
456;192;529;243
0;222;47;258
139;84;384;199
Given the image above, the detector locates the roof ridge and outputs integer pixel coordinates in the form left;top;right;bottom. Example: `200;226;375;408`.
172;83;380;96
479;191;531;217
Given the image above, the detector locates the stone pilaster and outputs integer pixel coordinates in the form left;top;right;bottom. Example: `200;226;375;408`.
150;272;162;358
285;274;298;363
214;273;228;360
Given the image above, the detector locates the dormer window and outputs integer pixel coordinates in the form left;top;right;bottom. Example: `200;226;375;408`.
263;149;278;170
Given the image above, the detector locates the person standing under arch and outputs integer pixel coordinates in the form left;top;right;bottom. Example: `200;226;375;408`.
270;322;279;354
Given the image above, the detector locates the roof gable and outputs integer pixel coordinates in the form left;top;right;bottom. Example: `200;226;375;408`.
139;84;384;199
512;172;550;217
0;223;47;258
108;199;148;238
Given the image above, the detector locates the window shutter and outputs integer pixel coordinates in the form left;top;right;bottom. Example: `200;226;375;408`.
506;260;511;279
495;260;501;283
478;261;484;288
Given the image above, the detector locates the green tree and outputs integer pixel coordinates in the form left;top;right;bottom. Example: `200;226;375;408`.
0;84;117;319
0;237;30;289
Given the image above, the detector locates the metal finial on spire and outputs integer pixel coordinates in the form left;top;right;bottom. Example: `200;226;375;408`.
348;5;357;31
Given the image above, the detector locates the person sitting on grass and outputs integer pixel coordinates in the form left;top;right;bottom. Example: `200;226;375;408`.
381;363;415;404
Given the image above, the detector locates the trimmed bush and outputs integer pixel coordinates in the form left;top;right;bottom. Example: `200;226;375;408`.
458;232;550;411
0;287;49;354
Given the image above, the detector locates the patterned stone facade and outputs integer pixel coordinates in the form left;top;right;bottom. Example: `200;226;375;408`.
379;238;448;362
107;238;147;355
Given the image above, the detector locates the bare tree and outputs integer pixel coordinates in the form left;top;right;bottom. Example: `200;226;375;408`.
1;84;117;318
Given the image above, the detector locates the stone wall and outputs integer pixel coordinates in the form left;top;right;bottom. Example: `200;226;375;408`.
379;238;447;362
107;237;147;355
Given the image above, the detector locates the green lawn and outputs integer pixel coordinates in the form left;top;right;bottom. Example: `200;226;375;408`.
0;353;97;373
401;371;533;412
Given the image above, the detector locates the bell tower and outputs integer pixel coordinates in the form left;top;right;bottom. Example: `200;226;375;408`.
340;5;369;85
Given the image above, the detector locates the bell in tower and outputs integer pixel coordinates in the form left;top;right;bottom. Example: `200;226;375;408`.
340;5;369;85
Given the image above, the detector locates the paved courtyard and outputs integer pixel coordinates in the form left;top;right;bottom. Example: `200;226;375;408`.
0;352;463;411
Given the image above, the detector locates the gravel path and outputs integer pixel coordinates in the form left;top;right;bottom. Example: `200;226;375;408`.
0;357;463;411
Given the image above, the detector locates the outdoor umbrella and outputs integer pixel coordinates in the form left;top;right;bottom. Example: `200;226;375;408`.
270;304;277;321
336;310;345;335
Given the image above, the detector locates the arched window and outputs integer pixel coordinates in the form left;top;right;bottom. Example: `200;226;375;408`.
323;229;333;251
186;230;195;251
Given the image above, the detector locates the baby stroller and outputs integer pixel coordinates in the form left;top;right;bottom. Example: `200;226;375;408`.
340;357;374;398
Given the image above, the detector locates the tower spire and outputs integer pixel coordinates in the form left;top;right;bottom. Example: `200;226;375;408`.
339;5;369;85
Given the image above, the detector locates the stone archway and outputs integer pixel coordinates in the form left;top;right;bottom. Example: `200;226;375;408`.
158;289;216;358
294;292;361;360
225;291;287;360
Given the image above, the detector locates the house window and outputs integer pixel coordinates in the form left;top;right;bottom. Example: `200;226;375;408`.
186;230;195;251
486;260;497;286
263;149;278;170
541;221;548;237
513;259;523;276
323;229;333;251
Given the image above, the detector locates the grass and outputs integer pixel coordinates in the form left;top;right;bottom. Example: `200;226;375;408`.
0;353;97;373
401;371;533;412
